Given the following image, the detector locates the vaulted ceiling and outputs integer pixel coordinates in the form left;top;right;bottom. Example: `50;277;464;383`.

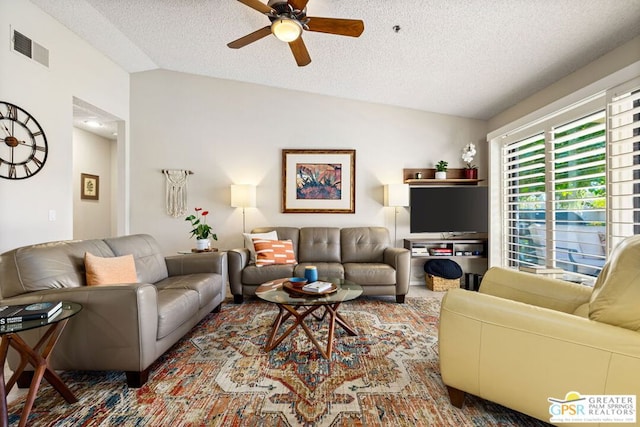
33;0;640;120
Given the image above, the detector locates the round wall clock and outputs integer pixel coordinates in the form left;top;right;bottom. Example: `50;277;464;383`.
0;101;48;180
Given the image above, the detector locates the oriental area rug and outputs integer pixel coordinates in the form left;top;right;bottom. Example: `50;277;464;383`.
8;297;550;426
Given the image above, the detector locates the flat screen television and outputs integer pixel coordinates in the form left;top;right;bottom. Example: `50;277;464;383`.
410;186;488;233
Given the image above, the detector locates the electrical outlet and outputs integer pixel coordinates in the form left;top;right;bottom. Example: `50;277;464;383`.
48;209;56;221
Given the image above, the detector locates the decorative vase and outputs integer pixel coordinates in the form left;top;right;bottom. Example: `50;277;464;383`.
304;266;318;282
435;171;447;180
464;168;478;179
196;238;209;251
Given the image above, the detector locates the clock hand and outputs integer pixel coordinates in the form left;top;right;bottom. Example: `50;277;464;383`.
1;124;10;137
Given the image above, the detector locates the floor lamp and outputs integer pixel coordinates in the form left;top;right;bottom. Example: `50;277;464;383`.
231;184;257;234
384;184;410;247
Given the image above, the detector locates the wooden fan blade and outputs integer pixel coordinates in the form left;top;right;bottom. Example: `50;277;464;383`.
288;37;311;67
306;17;364;37
288;0;309;11
227;26;272;49
237;0;273;14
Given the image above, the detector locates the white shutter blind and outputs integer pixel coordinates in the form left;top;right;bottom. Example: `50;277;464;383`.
502;133;546;266
549;110;606;274
501;107;606;277
608;80;640;250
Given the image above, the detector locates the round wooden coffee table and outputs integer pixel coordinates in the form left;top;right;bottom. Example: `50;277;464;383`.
255;278;363;359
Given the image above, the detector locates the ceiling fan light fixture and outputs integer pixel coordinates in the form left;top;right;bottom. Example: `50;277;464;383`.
271;17;302;42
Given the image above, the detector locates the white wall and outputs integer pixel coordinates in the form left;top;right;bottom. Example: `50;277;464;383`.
0;0;129;253
130;70;488;254
488;35;640;133
72;127;113;240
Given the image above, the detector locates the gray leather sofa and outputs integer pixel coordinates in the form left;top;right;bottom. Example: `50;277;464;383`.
228;227;410;303
0;234;227;387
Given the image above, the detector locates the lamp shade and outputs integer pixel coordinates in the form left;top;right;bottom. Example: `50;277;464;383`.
383;184;409;207
231;184;257;208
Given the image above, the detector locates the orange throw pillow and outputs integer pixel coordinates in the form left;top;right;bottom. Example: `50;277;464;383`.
252;239;297;267
85;252;138;286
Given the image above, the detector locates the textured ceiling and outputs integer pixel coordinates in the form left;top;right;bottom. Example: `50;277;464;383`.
33;0;640;120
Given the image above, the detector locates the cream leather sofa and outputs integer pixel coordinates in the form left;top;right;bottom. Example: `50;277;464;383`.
0;234;227;387
439;235;640;425
228;226;410;303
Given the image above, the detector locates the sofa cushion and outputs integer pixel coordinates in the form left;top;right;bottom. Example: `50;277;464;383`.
155;273;222;309
156;288;200;339
341;227;389;263
344;263;396;285
242;264;295;285
104;234;168;284
589;234;640;331
85;252;138;286
253;239;297;267
297;227;341;263
243;230;278;263
294;262;344;279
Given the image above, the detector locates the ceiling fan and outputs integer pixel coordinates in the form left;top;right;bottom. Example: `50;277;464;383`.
227;0;365;67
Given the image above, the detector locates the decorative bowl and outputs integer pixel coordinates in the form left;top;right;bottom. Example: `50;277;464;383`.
287;277;308;288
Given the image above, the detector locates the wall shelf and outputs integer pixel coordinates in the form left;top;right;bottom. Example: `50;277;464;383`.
403;168;482;185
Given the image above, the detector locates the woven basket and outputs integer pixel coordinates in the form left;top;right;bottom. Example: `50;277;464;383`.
425;274;460;292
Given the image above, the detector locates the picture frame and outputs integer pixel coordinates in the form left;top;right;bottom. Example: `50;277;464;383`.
81;173;99;200
282;149;355;213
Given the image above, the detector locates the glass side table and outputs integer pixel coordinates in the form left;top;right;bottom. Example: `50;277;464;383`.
0;301;82;427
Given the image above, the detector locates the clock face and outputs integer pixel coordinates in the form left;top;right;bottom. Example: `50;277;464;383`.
0;101;48;180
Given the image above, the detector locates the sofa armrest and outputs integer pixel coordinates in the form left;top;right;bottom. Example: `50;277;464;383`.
479;267;592;314
228;248;250;296
165;251;227;277
439;288;640;419
1;284;160;371
383;247;410;295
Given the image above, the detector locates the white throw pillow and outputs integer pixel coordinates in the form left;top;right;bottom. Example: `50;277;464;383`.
243;230;278;263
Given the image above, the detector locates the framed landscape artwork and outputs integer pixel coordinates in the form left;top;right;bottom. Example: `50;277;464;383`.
81;173;99;200
282;149;355;213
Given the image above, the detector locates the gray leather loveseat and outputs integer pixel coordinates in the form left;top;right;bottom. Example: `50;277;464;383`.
0;234;227;387
228;227;410;303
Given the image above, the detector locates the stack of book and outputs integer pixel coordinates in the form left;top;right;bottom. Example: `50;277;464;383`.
429;248;453;256
302;281;333;293
518;265;564;274
0;301;63;326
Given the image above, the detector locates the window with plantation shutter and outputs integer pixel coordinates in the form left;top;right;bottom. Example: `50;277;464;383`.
499;77;640;283
502;103;606;279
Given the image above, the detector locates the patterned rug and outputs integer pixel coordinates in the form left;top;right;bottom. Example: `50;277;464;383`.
8;297;550;426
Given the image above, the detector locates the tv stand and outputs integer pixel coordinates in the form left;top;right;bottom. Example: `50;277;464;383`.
404;237;488;290
403;238;487;259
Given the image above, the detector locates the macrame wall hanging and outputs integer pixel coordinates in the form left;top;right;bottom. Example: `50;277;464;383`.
162;169;193;218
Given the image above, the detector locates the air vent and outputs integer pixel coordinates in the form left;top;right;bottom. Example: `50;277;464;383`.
12;29;49;67
13;31;31;57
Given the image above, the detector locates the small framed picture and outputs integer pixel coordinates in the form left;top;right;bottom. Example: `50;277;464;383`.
81;173;99;200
